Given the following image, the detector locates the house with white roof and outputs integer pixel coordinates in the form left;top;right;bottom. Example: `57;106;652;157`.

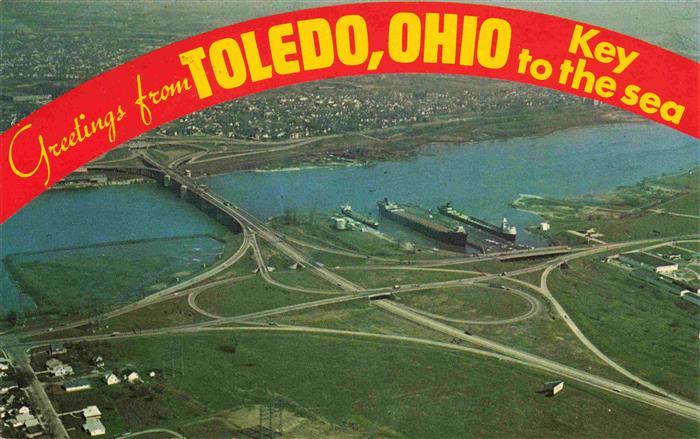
103;372;120;386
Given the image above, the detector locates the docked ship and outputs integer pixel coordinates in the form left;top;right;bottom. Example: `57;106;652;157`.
377;199;469;249
340;204;379;229
438;203;517;242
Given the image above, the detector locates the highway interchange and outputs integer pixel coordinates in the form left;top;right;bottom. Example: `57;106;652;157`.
2;157;698;438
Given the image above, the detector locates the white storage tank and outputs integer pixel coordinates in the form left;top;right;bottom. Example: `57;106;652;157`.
332;217;347;230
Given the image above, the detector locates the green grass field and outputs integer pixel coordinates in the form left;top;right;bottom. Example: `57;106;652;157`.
550;213;698;245
49;379;198;437
396;286;534;322
267;299;454;343
3;234;239;315
658;191;700;215
676;241;700;252
649;245;698;261
333;267;477;289
105;295;210;332
23;295;210;342
513;168;700;245
153;145;201;161
511;269;546;287
96;332;697;438
270;215;449;259
195;276;335;318
513;168;700;246
200;249;259;285
306;250;389;269
433;258;547;275
548;256;700;402
269;269;340;290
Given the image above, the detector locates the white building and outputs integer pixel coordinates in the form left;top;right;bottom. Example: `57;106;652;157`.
83;405;101;419
332;217;347;230
83;418;106;436
9;412;36;428
0;383;18;395
45;358;74;377
51;363;74;378
103;373;120;386
544;381;565;396
45;358;61;369
620;252;678;274
91;356;105;368
63;379;91;392
124;371;139;383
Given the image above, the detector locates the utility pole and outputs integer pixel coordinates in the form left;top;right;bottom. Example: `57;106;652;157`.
162;341;185;377
258;397;283;439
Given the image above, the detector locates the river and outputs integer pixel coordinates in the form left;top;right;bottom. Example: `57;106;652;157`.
1;123;697;313
205;123;697;246
0;184;227;313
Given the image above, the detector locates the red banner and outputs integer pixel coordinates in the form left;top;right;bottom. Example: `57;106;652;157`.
1;2;698;223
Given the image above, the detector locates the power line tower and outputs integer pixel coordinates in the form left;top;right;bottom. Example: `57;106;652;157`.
88;302;105;332
162;341;185;377
258;397;283;439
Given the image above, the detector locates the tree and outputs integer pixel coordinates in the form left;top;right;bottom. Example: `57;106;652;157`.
4;311;17;326
15;369;33;388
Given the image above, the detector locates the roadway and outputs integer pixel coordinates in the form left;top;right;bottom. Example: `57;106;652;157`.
387;284;542;325
140;153;363;292
536;242;693;404
373;300;700;420
2;338;70;439
9;152;700;434
7;235;700;433
16;227;253;339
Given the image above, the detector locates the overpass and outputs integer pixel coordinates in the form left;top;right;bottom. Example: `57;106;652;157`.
128;154;362;291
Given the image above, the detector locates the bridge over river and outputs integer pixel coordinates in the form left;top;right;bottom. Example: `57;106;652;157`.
92;153;363;291
89;153;575;289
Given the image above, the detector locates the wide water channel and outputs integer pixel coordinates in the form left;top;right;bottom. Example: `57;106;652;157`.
206;123;698;247
0;185;228;312
1;123;696;312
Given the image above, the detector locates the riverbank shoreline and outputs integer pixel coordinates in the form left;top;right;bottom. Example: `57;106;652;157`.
190;117;645;179
49;177;154;191
181;105;639;178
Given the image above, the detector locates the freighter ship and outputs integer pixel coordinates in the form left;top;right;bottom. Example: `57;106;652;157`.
340;204;379;228
438;203;517;242
377;199;469;249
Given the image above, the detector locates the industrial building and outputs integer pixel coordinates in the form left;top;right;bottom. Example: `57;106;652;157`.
619;252;678;274
83;418;106;436
55;174;108;187
82;405;106;436
63;379;91;393
331;217;348;230
83;406;101;419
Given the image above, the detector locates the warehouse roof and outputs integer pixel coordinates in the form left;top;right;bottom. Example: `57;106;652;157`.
621;252;676;268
